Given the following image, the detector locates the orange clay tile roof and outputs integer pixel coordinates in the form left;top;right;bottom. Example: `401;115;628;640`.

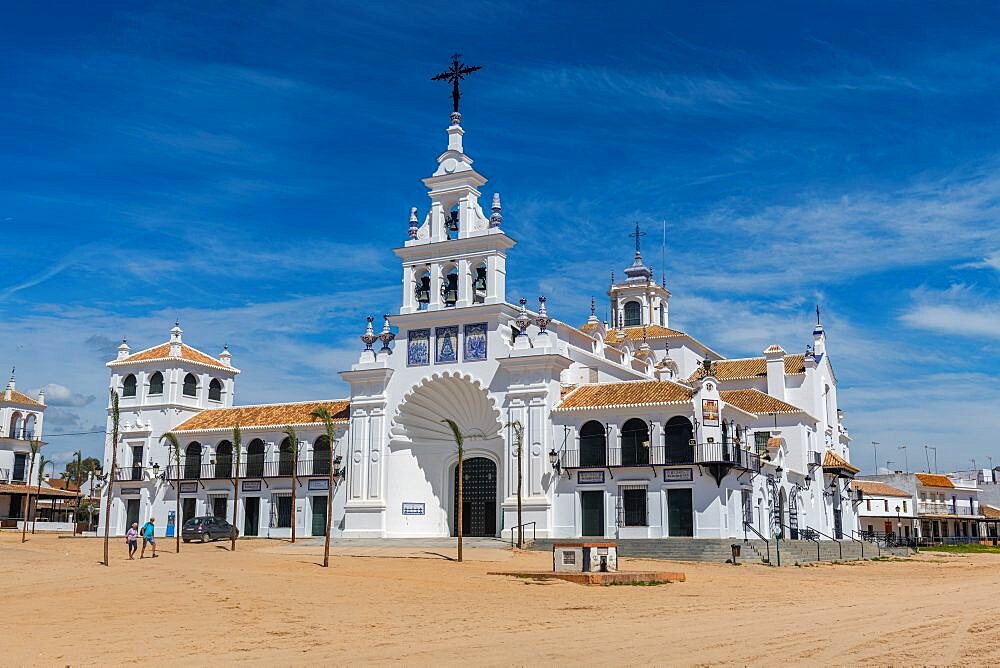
763;344;785;354
853;480;911;498
556;380;693;411
560;385;577;399
580;322;601;333
604;325;686;345
719;389;806;416
172;400;350;432
981;504;1000;520
823;450;860;474
688;354;806;381
108;343;235;372
3;389;45;407
915;473;955;489
0;482;81;498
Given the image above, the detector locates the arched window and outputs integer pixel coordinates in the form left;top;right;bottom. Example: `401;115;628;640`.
620;418;649;467
122;374;137;397
246;439;265;478
664;416;694;464
148;371;164;396
9;412;22;439
278;438;295;476
215;440;233;478
184;442;202;479
623;301;642;327
23;414;35;440
579;421;607;468
313;436;331;475
208;378;222;402
182;373;198;397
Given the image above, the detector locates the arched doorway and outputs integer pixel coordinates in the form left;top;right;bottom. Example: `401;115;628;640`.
789;490;799;539
246;439;265;478
579;421;606;467
184;442;202;479
453;457;497;537
777;488;788;539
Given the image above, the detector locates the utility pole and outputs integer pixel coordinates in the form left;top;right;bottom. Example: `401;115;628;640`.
924;445;931;473
872;441;880;474
898;445;908;474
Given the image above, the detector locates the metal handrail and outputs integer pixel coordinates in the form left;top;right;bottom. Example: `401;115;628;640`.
509;521;536;547
791;524;822;562
844;528;869;558
743;521;770;565
804;525;843;560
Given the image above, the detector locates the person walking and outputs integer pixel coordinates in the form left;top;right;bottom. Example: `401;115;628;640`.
139;517;157;559
126;522;139;559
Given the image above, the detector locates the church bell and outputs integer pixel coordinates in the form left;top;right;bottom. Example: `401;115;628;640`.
442;272;458;306
415;275;431;305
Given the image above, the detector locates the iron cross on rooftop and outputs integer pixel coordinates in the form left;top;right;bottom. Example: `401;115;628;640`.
432;53;482;113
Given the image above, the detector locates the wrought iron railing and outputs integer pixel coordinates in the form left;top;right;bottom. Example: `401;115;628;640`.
164;458;328;480
509;521;536;547
694;443;761;472
918;502;978;516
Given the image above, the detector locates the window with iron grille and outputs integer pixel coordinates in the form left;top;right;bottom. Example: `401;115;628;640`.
621;486;647;526
754;432;769;456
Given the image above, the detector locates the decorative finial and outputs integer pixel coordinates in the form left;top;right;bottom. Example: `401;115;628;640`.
590;296;596;317
610;271;614;287
816;303;821;325
534;296;552;333
489;193;502;227
431;53;482;116
642;325;648;343
514;297;531;335
379;314;396;352
408;207;419;240
361;315;377;351
617;313;625;336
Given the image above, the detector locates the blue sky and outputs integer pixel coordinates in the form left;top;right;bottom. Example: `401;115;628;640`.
2;2;998;475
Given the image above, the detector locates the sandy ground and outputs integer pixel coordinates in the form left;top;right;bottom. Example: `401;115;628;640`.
3;533;1000;666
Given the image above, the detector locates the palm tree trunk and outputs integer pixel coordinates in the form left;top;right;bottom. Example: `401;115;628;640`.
323;430;334;567
175;459;181;554
21;467;33;544
102;451;117;564
517;443;523;549
457;455;464;562
231;453;240;552
33;475;42;534
291;451;297;544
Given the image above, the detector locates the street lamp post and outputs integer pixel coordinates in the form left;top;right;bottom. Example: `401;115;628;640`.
895;505;902;546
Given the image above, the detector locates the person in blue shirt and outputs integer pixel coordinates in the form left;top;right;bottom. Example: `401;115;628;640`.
139;517;157;558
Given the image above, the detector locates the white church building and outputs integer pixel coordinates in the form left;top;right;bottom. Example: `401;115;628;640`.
100;108;859;543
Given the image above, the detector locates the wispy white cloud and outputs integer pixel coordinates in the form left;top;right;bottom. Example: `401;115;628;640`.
899;284;1000;339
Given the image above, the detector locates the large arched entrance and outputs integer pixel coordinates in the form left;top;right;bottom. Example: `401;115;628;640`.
453;457;498;537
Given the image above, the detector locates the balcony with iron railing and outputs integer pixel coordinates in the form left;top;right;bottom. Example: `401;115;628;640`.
151;457;334;481
560;442;759;473
917;501;980;516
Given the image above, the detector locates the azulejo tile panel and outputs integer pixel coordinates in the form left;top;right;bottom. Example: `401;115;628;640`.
435;326;459;363
464;322;487;361
407;329;430;366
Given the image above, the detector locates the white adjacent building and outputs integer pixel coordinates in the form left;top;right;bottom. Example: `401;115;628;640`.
100;108;860;542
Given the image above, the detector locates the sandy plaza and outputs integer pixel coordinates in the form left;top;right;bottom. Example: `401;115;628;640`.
4;533;1000;666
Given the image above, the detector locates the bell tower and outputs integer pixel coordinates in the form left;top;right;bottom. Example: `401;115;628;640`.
395;58;515;314
608;224;671;328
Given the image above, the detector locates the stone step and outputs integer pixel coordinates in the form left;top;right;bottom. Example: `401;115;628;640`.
529;538;906;565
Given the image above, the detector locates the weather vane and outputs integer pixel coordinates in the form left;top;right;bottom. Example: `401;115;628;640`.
432;53;482;114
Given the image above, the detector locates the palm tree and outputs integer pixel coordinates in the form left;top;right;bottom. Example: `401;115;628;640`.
441;419;465;562
507;421;525;548
282;425;300;543
31;454;51;534
310;405;339;568
21;438;41;544
230;424;241;552
72;450;82;536
102;389;120;565
159;431;181;554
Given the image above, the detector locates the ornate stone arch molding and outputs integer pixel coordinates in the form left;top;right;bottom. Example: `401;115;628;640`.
390;371;502;445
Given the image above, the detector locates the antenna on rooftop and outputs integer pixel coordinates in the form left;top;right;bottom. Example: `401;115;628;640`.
661;220;666;287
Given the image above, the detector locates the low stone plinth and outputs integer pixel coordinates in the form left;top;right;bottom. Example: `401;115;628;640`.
489;570;685;585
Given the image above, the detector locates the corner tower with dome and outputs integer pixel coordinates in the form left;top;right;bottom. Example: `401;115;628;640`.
99;81;858;545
